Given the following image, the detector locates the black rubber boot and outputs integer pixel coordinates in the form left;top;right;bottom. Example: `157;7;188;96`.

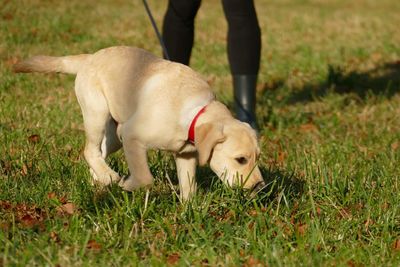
233;74;258;130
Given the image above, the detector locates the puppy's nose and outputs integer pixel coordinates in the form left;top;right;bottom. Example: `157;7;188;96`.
250;181;266;196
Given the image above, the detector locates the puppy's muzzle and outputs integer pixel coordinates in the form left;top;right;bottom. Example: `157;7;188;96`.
249;181;266;197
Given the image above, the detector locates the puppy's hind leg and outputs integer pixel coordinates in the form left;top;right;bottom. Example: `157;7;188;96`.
75;77;120;186
83;112;121;186
101;118;122;158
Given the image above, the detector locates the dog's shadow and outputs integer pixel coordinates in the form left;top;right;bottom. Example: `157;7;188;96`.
258;167;305;202
196;165;305;204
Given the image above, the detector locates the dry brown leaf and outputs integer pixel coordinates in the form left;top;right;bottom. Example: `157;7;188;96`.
296;223;308;236
59;196;68;204
21;164;28;176
16;204;46;229
260;207;267;212
20;214;37;227
0;200;12;210
167;252;180;265
62;203;76;215
391;141;399;151
393;239;400;251
86;239;102;251
28;134;40;144
299;123;318;133
248;209;258;217
243;256;266;267
221;210;235;221
47;192;57;199
2;201;46;227
277;151;287;164
2;13;14;21
347;260;356;267
316;206;322;217
57;202;76;215
248;221;255;230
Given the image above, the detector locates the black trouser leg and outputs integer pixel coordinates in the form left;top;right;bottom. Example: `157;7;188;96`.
162;0;202;65
222;0;261;129
233;75;258;129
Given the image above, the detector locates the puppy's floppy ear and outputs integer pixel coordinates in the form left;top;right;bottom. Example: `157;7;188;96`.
194;122;226;166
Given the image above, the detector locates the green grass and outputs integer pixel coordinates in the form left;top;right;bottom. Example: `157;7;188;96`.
1;0;400;266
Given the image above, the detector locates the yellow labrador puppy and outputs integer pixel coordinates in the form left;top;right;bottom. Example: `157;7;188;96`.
14;46;265;200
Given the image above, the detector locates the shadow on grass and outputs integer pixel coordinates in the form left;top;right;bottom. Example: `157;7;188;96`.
261;61;400;105
196;165;305;204
259;167;305;198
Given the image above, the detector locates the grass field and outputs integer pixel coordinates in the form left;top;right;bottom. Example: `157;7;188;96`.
1;0;400;266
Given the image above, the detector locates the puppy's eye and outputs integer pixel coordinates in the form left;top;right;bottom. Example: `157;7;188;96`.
235;157;248;165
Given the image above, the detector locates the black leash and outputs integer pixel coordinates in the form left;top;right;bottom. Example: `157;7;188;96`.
142;0;170;60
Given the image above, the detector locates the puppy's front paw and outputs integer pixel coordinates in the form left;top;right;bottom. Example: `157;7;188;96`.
90;169;121;186
118;175;153;191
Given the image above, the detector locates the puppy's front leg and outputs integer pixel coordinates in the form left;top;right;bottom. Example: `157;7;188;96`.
119;138;154;191
175;152;197;201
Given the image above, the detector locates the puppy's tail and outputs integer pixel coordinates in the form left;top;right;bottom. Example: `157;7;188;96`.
13;54;91;75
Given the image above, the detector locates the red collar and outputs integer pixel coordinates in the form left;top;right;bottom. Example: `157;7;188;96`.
188;106;207;143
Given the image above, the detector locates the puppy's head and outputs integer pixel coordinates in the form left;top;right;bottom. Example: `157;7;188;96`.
195;120;265;192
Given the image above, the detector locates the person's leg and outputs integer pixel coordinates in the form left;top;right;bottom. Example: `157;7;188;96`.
162;0;202;65
222;0;261;129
